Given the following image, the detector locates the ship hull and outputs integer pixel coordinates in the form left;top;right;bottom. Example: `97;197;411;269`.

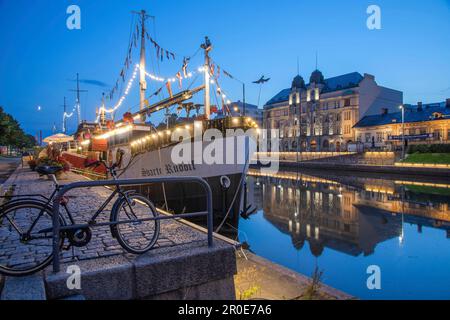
111;138;249;234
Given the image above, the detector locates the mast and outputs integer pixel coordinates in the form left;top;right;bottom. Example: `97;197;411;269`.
201;37;212;120
70;73;87;125
133;9;151;115
62;97;67;134
100;93;106;126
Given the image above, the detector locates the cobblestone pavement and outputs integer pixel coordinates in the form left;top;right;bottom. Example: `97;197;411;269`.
1;168;207;270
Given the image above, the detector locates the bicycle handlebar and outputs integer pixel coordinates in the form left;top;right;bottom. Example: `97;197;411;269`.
85;149;124;178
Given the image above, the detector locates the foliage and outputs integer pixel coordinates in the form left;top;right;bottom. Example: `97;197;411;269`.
0;106;36;149
407;144;450;154
302;267;324;300
28;159;37;170
234;264;261;300
37;157;71;172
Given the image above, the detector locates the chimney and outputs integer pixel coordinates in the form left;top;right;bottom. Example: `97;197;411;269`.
417;102;423;112
381;108;388;115
446;98;450;109
364;73;375;81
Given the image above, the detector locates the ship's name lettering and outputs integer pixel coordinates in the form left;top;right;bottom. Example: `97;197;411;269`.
141;167;163;177
165;163;197;174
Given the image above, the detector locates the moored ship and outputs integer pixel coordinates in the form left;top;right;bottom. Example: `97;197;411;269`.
63;11;258;232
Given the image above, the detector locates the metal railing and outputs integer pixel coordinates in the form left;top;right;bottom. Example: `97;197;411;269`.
51;176;213;273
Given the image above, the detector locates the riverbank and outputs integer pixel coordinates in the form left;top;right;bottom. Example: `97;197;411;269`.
0;166;351;300
255;161;450;179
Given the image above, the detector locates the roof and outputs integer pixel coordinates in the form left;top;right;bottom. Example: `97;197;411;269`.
265;72;364;107
354;103;449;128
229;101;259;110
265;88;291;107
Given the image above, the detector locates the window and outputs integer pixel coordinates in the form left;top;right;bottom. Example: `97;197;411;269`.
344;111;351;121
376;132;383;143
344;125;351;135
336;114;341;121
365;133;371;143
344;98;351;107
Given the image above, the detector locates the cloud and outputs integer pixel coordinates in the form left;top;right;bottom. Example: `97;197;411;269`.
69;79;110;88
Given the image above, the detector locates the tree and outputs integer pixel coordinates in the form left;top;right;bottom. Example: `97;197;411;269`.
0;106;37;150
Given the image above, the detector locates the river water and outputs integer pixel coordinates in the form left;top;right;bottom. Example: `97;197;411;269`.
236;168;450;300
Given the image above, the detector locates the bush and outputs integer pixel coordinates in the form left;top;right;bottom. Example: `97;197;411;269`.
407;144;450;154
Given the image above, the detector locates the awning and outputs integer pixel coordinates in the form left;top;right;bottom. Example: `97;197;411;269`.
43;133;74;144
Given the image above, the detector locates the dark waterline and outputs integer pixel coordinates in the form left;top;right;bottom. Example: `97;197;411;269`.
237;169;450;300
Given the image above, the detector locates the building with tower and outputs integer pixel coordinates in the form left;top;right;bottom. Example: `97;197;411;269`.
263;70;403;152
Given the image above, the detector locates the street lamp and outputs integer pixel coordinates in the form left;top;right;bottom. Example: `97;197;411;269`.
399;105;405;160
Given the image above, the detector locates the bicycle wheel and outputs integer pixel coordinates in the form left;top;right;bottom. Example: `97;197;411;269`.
111;194;160;254
0;201;66;277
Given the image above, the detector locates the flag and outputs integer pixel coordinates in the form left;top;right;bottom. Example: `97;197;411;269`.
176;72;182;89
182;57;190;77
223;70;233;79
166;81;173;98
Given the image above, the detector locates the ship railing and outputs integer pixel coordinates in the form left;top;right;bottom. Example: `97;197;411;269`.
51;176;213;273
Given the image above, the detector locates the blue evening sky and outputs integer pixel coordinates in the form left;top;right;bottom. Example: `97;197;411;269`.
0;0;449;137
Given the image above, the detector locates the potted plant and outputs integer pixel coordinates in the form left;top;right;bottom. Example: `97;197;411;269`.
28;159;37;171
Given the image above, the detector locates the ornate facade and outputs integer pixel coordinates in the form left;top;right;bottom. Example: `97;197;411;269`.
354;100;450;150
264;71;403;151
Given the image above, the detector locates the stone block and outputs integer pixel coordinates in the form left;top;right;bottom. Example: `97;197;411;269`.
1;275;46;300
45;255;134;300
133;241;237;299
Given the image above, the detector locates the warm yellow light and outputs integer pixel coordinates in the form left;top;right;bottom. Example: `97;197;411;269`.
166;130;171;135
81;140;91;146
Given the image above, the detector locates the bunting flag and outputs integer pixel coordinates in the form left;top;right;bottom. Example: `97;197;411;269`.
182;57;190;77
223;70;234;79
176;72;183;89
210;63;215;76
217;66;221;79
153;87;162;96
166;81;173;98
145;34;176;62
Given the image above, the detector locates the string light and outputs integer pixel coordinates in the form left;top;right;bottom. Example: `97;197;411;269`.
95;125;133;140
95;64;140;123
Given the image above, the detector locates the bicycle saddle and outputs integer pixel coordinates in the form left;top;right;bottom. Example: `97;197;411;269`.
36;166;63;176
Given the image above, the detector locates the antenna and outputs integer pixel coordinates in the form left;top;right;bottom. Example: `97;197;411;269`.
69;73;88;125
315;51;318;70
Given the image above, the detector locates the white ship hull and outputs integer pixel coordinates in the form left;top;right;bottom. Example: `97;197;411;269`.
110;137;250;231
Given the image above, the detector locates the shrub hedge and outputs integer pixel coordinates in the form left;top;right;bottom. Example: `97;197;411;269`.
407;144;450;154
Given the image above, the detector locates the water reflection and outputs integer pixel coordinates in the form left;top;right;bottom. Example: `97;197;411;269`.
241;169;450;299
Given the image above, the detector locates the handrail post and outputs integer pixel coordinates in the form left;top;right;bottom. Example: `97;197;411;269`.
52;195;61;273
50;176;215;273
204;180;214;248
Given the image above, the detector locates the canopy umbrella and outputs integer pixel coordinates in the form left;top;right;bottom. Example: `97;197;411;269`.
43;133;74;144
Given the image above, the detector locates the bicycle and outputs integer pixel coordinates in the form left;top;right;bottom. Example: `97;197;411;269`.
0;153;160;277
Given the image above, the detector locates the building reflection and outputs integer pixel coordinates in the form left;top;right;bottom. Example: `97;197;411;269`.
246;170;450;257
